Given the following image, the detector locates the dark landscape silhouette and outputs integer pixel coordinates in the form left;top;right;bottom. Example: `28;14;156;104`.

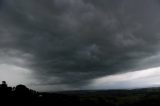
0;81;38;97
1;81;160;105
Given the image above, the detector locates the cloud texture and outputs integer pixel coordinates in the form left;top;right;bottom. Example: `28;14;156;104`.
0;0;160;90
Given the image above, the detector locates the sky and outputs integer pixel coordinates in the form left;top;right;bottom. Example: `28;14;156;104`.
0;0;160;91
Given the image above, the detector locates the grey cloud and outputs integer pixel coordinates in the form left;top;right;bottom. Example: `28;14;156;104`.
0;0;160;90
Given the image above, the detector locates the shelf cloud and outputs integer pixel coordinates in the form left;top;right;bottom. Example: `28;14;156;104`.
0;0;160;91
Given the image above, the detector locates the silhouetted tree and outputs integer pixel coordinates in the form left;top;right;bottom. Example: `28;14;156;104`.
15;84;30;97
1;81;7;88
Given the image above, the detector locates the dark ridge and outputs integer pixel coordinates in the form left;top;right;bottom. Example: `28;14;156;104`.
1;81;160;106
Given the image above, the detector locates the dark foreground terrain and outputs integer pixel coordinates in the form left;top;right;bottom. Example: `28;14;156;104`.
39;88;160;106
1;81;160;105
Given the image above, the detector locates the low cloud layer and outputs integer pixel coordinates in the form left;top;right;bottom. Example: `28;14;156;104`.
0;0;160;90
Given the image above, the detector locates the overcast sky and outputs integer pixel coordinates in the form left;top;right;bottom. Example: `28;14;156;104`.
0;0;160;91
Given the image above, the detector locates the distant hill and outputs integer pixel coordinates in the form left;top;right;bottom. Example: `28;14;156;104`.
38;87;160;106
1;83;160;106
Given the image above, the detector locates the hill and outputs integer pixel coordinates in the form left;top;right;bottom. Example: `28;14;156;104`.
1;80;160;106
39;87;160;106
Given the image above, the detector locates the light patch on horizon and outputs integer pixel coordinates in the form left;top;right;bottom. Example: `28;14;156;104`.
0;64;36;87
31;84;79;92
87;67;160;89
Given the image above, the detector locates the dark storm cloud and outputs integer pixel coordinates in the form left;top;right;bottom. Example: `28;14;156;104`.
0;0;160;88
